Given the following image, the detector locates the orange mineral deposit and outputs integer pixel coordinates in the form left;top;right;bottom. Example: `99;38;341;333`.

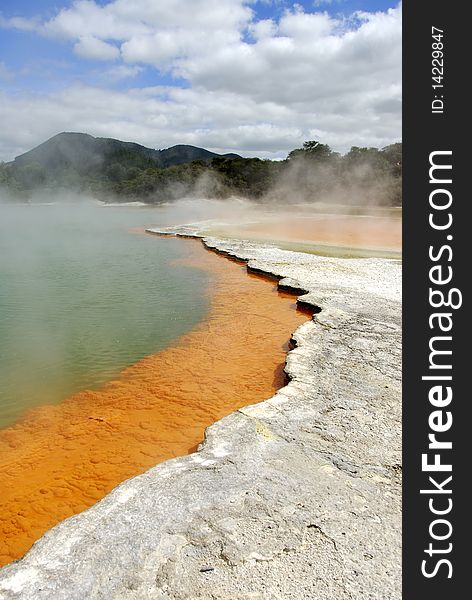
0;238;310;567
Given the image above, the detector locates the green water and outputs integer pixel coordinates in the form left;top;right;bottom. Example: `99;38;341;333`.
0;202;210;428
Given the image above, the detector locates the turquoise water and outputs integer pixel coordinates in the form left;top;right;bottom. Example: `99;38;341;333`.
0;202;210;428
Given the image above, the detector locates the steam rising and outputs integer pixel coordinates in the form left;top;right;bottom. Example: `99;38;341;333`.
263;154;401;209
0;140;402;426
0;201;213;427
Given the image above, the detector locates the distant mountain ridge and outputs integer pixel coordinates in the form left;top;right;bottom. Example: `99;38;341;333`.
1;134;402;205
11;132;241;173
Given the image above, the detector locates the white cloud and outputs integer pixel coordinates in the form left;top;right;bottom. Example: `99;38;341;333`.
0;15;40;31
43;0;149;40
0;1;402;161
74;36;120;60
104;65;143;81
42;0;252;45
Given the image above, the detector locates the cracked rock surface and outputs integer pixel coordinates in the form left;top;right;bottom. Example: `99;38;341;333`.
0;226;401;600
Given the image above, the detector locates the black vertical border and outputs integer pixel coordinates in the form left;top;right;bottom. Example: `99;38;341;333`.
403;1;466;597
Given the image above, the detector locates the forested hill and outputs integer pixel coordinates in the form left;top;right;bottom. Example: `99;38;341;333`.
0;135;402;206
5;133;239;184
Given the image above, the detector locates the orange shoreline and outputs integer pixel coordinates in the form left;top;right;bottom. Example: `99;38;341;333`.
0;237;310;567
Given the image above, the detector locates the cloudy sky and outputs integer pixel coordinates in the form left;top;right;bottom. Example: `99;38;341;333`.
0;0;401;162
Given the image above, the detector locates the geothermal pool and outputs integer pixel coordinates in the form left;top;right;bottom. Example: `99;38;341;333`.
0;203;210;429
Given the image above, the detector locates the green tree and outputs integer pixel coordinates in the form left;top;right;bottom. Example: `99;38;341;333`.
288;140;335;161
14;163;47;189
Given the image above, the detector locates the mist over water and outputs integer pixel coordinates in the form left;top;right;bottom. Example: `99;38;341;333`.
0;201;210;428
0;192;401;428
